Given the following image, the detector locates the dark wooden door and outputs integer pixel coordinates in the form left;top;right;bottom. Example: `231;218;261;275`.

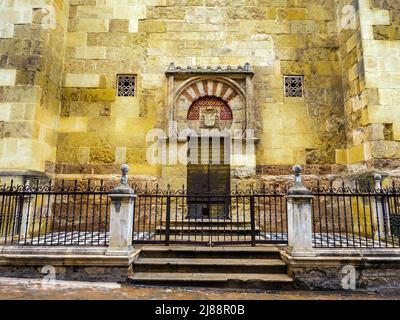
187;138;230;219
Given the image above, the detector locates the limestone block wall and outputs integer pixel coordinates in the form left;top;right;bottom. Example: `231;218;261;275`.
0;0;69;178
58;0;163;181
336;0;400;171
257;1;346;170
57;0;346;184
335;0;366;166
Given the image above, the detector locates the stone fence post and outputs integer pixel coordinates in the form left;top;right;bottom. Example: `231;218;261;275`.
18;194;35;238
372;174;391;239
106;164;136;257
286;165;315;257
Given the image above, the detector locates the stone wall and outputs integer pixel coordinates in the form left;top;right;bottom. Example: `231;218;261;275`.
0;0;70;183
284;253;400;292
58;0;160;182
1;0;399;185
336;0;400;174
57;0;346;184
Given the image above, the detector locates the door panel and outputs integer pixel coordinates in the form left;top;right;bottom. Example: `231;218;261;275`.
187;138;230;219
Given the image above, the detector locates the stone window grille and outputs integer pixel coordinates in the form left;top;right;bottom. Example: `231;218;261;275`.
117;74;136;97
284;75;303;98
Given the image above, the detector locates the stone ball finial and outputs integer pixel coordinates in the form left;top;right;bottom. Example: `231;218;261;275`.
121;164;129;176
374;173;382;181
293;165;302;175
111;164;134;194
288;164;311;195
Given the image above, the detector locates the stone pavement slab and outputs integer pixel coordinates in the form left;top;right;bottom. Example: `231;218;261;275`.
0;277;397;300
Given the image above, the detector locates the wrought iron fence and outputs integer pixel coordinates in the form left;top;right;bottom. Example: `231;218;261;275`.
311;181;400;249
0;181;111;246
2;177;400;250
132;186;288;246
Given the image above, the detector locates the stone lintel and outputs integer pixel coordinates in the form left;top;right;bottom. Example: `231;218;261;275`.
166;63;254;77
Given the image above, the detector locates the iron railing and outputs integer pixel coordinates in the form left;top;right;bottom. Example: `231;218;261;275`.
1;179;399;249
132;186;288;246
0;181;111;246
311;181;400;249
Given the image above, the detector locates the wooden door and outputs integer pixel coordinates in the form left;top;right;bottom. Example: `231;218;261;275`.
187;138;231;219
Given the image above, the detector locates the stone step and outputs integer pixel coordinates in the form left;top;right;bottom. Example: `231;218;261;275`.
155;226;261;236
141;235;273;244
138;246;282;259
134;258;287;274
164;220;253;226
129;272;293;290
157;226;259;232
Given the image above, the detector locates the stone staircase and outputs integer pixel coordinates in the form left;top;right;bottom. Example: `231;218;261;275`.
129;246;293;289
153;220;261;242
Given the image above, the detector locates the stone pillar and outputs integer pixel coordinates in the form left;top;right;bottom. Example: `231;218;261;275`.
372;174;391;239
286;165;315;257
18;194;35;240
106;164;136;257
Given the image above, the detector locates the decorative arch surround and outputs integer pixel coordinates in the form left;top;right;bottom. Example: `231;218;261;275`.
165;64;255;136
176;77;245;104
173;77;247;133
163;64;258;183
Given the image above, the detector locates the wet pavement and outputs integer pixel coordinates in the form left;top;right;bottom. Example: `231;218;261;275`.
0;277;398;300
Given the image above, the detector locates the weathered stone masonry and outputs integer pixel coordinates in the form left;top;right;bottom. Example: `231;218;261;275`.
0;0;69;184
0;0;399;186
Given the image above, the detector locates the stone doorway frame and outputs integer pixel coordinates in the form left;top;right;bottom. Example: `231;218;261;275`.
161;63;258;190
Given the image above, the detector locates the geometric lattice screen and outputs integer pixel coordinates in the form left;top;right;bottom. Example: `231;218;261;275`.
117;74;136;97
284;75;303;98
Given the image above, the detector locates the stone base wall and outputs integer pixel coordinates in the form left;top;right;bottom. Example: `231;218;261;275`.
283;252;400;292
290;264;400;292
0;265;129;283
0;247;138;283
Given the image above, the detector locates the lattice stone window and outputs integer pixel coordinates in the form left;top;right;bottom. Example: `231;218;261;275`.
117;74;136;97
284;75;303;98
